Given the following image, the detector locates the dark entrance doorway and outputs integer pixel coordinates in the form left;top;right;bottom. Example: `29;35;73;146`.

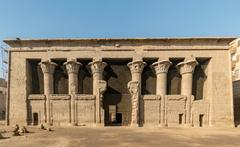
179;113;183;125
116;113;122;125
199;114;204;127
103;58;132;126
33;113;38;125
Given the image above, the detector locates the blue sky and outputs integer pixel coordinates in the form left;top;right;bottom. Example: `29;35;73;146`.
0;0;240;78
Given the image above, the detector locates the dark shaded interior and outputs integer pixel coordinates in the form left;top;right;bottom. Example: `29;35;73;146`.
103;58;132;126
142;58;157;95
233;80;240;126
77;59;93;94
199;114;204;127
192;58;209;100
167;58;184;95
27;59;44;94
103;59;132;94
33;112;38;125
52;59;68;94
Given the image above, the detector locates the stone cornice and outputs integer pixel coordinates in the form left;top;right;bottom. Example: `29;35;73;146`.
4;37;236;48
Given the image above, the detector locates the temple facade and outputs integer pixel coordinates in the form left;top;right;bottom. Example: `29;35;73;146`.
4;38;235;127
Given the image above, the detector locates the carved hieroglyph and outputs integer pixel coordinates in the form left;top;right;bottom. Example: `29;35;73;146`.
128;81;139;126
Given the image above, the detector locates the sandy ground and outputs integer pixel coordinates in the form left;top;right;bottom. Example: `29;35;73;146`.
1;126;240;147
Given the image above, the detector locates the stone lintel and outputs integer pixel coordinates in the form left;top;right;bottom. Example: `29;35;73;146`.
166;95;187;101
49;94;71;100
76;94;95;100
142;95;161;100
28;94;46;100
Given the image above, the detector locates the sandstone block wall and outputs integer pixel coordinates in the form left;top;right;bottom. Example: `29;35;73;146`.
4;38;235;127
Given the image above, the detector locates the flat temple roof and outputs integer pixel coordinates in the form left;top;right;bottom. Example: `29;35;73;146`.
3;37;238;47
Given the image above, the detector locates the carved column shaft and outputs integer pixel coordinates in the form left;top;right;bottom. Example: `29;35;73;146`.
39;60;57;125
127;60;146;127
181;73;193;95
152;60;172;126
152;60;172;95
89;60;107;125
64;59;81;125
156;74;167;94
177;57;198;126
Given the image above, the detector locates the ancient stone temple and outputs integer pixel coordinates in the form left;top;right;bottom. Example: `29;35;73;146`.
4;38;235;127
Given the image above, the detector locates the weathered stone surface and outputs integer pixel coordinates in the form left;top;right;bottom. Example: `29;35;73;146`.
4;38;235;127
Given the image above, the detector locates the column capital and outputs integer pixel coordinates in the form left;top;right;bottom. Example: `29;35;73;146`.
64;59;82;74
152;60;172;74
88;60;107;75
39;60;57;74
127;60;146;74
177;56;198;75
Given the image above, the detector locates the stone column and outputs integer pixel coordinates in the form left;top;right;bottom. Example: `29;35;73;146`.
64;59;82;125
39;60;57;125
127;60;146;127
177;56;198;126
88;59;107;125
152;59;172;126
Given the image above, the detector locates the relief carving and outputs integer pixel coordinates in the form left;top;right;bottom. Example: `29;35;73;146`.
127;60;146;74
177;56;198;74
64;59;82;74
128;80;139;126
88;60;107;74
97;80;107;104
152;60;172;74
39;60;57;74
